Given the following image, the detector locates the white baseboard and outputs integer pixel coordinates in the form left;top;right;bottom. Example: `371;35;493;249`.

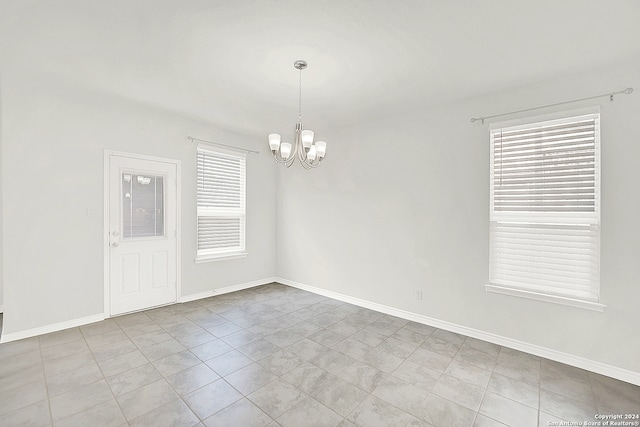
0;277;278;344
0;313;105;344
179;290;216;303
0;277;276;343
277;277;640;386
179;277;278;303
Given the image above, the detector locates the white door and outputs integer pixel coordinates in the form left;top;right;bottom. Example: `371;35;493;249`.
108;153;178;315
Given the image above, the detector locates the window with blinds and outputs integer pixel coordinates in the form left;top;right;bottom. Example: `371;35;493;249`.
488;111;602;309
196;146;246;261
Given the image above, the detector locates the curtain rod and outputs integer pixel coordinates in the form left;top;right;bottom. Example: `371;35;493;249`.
470;87;634;124
188;136;260;154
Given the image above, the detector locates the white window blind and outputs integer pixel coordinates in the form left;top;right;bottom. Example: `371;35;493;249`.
489;112;601;306
197;146;246;260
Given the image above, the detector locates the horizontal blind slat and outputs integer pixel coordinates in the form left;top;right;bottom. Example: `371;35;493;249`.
496;119;595;136
495;144;595;159
495;136;595;154
494;206;595;212
490;255;597;271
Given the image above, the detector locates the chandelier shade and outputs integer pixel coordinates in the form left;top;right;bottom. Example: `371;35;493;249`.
280;142;292;160
268;60;326;169
268;134;281;152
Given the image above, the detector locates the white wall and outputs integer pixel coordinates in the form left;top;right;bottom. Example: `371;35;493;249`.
1;73;276;336
277;59;640;374
0;83;4;312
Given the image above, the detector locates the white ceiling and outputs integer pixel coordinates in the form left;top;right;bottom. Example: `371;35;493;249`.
2;0;640;140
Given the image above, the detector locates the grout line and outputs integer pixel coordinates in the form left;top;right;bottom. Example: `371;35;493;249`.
102;313;197;425
36;334;56;427
537;356;542;427
460;335;484;426
537;372;542;427
82;314;130;425
586;369;601;414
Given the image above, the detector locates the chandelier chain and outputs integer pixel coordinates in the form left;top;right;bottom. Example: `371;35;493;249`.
298;68;302;123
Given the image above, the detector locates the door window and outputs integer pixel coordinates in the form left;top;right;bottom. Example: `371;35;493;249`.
122;173;164;238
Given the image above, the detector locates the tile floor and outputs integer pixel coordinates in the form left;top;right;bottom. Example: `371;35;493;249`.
0;283;638;426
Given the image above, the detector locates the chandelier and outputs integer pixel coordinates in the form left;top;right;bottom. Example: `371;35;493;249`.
268;60;327;169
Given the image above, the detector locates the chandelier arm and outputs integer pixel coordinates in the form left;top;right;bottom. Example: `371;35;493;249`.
272;151;290;164
297;142;307;163
296;129;311;165
297;143;323;168
273;156;291;164
300;152;312;165
301;157;321;168
299;143;321;168
298;152;316;168
285;157;295;168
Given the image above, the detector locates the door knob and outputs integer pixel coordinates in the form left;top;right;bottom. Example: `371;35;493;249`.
112;242;119;247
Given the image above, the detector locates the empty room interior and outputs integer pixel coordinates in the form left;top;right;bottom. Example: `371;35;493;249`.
1;1;640;426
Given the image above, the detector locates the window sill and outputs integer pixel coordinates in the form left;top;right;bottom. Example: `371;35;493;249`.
195;252;248;263
485;284;606;312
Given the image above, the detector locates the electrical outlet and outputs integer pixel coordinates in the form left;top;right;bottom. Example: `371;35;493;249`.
415;290;423;300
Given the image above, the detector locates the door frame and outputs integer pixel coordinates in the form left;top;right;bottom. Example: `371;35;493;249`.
103;149;182;317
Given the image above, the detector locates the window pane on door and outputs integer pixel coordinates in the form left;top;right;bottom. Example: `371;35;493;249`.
122;173;164;238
